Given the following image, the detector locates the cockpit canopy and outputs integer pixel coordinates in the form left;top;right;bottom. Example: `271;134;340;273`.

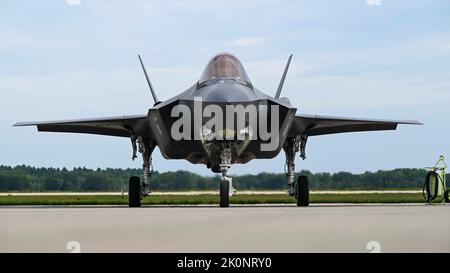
198;53;252;88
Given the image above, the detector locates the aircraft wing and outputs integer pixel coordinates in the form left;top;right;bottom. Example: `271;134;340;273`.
288;114;423;137
14;114;151;138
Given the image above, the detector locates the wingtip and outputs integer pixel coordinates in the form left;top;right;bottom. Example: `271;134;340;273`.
410;120;424;125
399;120;423;125
13;122;35;127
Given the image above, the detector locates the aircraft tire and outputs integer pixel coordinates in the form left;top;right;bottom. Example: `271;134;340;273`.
220;179;230;207
296;175;309;207
445;190;450;203
129;176;141;207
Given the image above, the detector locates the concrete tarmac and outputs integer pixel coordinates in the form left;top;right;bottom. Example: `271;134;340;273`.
0;190;421;196
0;204;449;253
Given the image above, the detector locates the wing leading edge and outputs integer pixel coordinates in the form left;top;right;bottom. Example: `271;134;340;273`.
14;114;151;138
288;114;423;137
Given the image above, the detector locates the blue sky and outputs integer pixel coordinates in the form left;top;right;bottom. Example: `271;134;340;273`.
1;0;449;175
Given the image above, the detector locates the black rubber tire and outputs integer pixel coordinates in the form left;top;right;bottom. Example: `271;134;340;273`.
296;175;309;207
220;180;230;207
128;176;141;207
445;190;450;203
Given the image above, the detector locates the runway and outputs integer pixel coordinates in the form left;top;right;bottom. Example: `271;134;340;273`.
0;190;421;196
1;204;449;253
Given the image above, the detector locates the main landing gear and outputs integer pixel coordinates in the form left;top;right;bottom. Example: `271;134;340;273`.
128;135;155;207
284;135;309;207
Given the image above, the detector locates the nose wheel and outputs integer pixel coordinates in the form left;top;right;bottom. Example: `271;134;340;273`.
220;178;230;207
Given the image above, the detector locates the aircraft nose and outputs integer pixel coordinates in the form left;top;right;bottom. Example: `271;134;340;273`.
204;89;251;102
199;81;256;102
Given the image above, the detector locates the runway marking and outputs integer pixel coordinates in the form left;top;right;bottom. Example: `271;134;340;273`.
0;203;441;209
0;190;421;196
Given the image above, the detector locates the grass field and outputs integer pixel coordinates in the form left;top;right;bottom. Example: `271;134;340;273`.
0;192;424;205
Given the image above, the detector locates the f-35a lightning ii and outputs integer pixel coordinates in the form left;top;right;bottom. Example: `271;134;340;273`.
15;53;422;207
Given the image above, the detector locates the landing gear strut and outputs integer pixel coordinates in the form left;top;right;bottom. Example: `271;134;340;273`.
283;135;309;207
219;146;236;207
129;135;155;207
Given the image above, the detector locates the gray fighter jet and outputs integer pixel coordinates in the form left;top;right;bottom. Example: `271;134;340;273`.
15;53;422;207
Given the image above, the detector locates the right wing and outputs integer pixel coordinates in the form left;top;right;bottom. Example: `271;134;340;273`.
288;114;423;137
14;114;152;138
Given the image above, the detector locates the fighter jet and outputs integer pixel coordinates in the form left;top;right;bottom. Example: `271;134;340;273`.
15;53;422;207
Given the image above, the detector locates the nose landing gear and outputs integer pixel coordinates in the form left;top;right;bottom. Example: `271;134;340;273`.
219;147;236;207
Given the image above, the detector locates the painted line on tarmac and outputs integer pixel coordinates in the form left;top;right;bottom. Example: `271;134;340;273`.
0;190;421;196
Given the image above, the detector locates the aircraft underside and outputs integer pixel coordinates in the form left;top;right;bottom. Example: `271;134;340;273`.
148;98;296;172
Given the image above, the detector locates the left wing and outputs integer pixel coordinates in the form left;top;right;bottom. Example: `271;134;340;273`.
288;114;422;137
14;114;152;138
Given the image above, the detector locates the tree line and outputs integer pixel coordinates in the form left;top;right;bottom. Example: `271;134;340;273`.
0;165;440;192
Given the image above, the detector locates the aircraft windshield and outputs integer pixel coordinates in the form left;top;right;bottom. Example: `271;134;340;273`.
198;54;252;87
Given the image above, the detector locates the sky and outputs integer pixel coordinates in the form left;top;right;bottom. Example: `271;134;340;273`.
0;0;449;175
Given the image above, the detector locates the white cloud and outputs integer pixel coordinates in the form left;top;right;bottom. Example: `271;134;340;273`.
437;41;450;54
229;36;265;46
66;0;81;6
245;58;316;92
366;0;381;6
